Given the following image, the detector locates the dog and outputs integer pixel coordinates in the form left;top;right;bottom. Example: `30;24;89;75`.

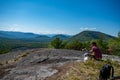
83;52;89;62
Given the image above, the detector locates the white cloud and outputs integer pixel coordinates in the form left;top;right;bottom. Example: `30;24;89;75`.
13;24;19;27
8;24;21;31
80;27;97;31
0;23;27;32
37;29;69;34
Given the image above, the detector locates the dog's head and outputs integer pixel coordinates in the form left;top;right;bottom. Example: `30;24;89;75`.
84;53;89;57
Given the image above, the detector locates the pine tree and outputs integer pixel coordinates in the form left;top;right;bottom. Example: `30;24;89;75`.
51;37;62;49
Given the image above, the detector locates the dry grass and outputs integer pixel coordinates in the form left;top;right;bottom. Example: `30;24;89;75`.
21;52;30;57
13;52;30;62
0;62;3;66
60;59;120;80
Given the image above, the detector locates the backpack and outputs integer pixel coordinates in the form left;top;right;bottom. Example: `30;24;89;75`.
99;64;114;80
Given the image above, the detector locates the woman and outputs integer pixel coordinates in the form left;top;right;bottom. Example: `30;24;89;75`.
89;42;102;60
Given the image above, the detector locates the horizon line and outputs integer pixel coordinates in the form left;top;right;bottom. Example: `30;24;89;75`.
0;29;117;37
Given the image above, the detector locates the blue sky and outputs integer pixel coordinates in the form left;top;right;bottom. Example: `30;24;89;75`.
0;0;120;36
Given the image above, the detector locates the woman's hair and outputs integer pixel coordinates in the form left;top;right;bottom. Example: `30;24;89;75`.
91;42;97;46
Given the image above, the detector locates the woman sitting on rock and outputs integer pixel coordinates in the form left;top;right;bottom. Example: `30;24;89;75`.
89;42;102;60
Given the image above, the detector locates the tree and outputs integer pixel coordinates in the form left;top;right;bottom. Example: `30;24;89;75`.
108;37;120;56
96;39;108;54
51;37;62;49
118;31;120;38
65;40;83;50
82;41;91;50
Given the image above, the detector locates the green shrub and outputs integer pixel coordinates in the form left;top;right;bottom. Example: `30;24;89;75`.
0;62;3;66
65;40;83;50
51;37;62;49
108;37;120;56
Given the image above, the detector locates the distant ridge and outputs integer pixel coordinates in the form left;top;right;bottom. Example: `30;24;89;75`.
68;30;116;42
0;31;70;41
0;31;40;39
52;34;71;40
0;30;116;42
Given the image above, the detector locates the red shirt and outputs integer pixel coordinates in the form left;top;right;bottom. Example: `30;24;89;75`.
92;46;102;59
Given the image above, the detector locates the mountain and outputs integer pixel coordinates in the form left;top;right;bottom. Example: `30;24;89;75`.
52;34;71;40
33;35;51;42
0;30;116;42
68;31;116;42
0;31;52;42
0;31;71;41
0;31;39;39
